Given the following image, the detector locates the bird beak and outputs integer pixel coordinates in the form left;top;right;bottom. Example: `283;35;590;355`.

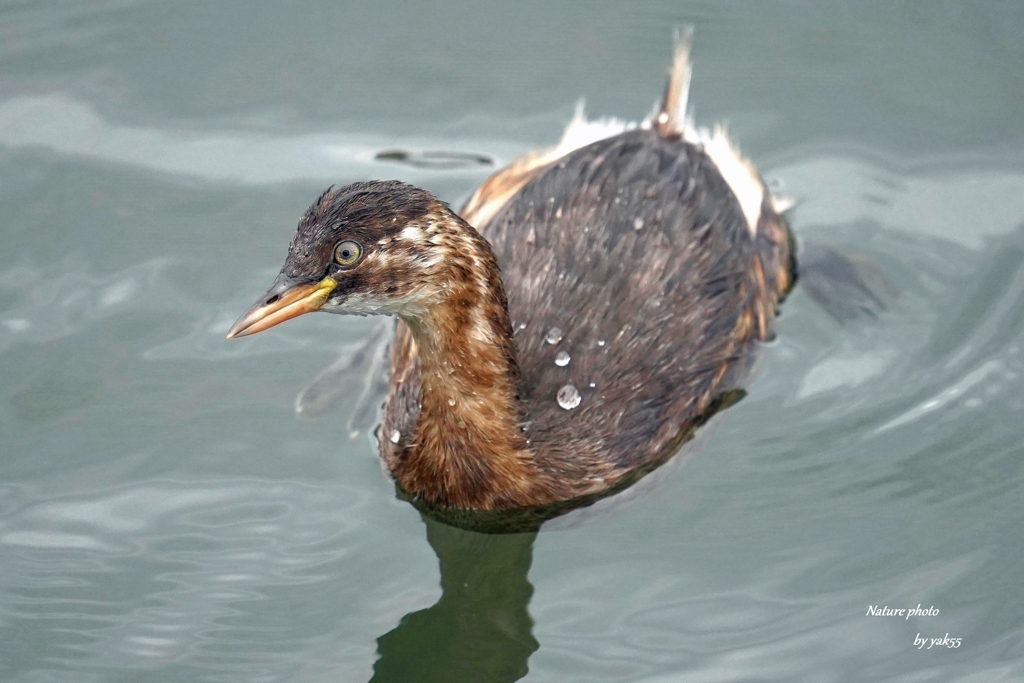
226;274;338;339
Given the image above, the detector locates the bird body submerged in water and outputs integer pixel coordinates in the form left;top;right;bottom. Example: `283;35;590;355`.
228;32;796;523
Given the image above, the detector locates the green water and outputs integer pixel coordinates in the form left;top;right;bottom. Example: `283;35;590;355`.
2;1;1024;681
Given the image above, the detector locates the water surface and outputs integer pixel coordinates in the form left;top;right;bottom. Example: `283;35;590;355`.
2;1;1024;681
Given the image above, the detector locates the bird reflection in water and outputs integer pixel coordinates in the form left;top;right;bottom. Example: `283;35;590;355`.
371;515;538;683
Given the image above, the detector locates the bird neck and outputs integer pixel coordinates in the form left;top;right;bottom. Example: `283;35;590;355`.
397;217;549;510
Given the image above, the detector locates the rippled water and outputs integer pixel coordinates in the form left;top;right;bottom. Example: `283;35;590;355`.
2;1;1024;681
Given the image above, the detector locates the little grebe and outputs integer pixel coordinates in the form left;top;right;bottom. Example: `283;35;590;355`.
227;31;795;520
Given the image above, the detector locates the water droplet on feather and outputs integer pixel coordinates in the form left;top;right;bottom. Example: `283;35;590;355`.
557;384;582;410
390;430;401;443
555;350;570;367
545;327;563;345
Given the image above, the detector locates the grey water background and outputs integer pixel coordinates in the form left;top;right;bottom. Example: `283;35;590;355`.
2;0;1024;680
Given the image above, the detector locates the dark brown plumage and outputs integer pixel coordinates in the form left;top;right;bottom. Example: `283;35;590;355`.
227;33;796;530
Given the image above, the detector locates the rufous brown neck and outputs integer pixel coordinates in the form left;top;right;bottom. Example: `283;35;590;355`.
393;216;553;510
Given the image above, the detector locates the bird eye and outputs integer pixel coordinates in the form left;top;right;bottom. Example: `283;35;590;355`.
333;240;363;267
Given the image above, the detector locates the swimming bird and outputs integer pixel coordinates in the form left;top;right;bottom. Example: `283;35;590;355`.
226;31;797;524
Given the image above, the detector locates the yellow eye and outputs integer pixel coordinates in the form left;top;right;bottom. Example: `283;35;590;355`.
333;240;363;267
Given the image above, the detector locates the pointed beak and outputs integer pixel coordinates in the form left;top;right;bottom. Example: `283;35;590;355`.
226;274;338;339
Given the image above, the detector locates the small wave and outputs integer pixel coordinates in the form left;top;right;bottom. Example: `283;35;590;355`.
0;479;399;673
0;94;521;185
